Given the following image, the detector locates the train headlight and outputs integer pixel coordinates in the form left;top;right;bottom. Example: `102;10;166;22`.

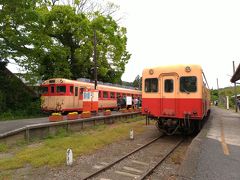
185;66;191;72
149;69;154;75
193;111;198;115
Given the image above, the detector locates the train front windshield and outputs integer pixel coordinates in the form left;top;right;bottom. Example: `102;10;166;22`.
180;76;197;93
145;78;158;92
40;86;49;95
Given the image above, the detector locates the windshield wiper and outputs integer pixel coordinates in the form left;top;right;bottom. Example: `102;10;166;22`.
184;89;190;94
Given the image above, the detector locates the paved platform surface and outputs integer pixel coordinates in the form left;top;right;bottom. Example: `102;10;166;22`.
0;111;123;135
178;107;240;180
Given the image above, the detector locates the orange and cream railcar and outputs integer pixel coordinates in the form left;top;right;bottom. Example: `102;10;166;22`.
142;64;210;134
40;78;141;113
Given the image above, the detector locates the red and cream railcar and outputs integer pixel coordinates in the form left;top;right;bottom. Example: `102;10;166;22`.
142;64;210;134
40;78;141;113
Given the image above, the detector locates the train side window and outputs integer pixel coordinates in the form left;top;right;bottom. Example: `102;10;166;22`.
110;92;115;99
41;86;48;95
51;86;55;93
164;79;173;93
57;86;66;93
180;76;197;93
103;91;108;98
145;78;158;92
80;88;84;95
70;86;74;94
75;87;78;96
79;87;84;99
98;91;102;98
117;93;121;97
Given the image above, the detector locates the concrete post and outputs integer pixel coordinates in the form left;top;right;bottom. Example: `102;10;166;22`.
226;96;229;110
66;148;73;166
130;129;134;140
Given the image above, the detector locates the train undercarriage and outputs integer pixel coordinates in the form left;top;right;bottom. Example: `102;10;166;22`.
149;115;205;135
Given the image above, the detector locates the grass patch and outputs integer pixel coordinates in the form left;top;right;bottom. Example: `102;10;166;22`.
0;143;8;152
53;127;70;138
0;118;145;170
0;111;47;121
0;173;12;180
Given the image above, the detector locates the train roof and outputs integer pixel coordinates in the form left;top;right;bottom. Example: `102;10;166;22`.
142;64;203;75
143;64;202;71
42;78;141;93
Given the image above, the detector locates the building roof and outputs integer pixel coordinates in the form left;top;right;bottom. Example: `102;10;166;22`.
231;63;240;83
0;64;38;97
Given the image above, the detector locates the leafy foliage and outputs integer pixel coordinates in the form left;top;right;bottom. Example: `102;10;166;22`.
211;89;219;102
132;75;142;89
0;0;130;83
0;0;41;57
0;0;130;118
212;86;240;108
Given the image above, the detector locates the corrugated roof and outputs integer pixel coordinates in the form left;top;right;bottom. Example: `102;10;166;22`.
231;63;240;83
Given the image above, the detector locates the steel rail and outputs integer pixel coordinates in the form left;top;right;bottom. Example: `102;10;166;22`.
82;135;164;180
139;138;184;180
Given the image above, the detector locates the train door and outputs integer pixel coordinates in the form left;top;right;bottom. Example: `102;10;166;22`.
49;84;55;110
79;87;85;110
73;86;79;108
161;74;177;116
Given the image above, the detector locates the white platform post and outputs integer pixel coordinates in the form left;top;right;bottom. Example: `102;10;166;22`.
226;96;229;110
66;148;73;166
130;129;134;140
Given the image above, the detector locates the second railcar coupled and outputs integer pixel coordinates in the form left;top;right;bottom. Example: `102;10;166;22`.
40;78;141;113
142;64;210;134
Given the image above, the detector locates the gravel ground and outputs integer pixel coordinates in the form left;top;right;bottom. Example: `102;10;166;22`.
4;122;192;180
92;136;182;180
147;138;192;180
8;122;160;179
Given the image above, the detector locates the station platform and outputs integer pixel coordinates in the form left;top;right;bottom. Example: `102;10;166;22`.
178;107;240;180
0;111;122;135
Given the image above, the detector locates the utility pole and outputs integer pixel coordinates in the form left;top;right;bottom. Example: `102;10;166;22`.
93;29;97;90
216;78;219;106
233;61;238;112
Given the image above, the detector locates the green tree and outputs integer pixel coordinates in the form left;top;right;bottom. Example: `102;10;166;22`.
132;75;142;90
0;0;130;84
211;89;219;101
0;0;40;64
90;14;130;83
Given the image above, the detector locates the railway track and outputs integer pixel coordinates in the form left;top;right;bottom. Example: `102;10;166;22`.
82;135;184;180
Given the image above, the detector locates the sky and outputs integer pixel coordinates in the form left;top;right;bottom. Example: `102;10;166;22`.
109;0;240;89
6;0;240;89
